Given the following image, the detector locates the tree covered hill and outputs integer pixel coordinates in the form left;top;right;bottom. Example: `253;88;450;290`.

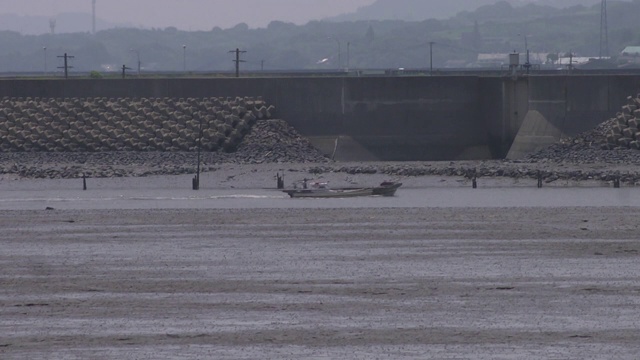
329;0;604;22
1;0;639;74
0;12;128;36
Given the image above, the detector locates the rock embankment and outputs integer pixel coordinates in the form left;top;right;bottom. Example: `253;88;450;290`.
0;118;329;179
0;95;329;178
525;93;640;166
2;94;640;184
0;96;275;152
234;119;330;164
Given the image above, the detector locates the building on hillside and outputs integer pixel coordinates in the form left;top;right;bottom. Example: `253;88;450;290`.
557;56;592;68
620;46;640;65
475;52;552;68
579;57;615;69
476;53;509;67
444;59;468;68
525;52;551;65
621;46;640;57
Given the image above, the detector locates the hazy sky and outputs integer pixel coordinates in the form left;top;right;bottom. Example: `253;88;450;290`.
0;0;377;30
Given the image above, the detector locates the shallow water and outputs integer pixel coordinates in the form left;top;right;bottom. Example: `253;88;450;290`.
0;182;638;210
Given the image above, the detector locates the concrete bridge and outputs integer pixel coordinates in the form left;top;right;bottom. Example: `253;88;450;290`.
1;74;639;161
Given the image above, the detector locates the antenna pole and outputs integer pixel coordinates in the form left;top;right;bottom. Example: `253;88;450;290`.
600;0;609;58
92;0;97;34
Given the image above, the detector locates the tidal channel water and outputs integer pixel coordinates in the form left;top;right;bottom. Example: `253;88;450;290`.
0;177;638;210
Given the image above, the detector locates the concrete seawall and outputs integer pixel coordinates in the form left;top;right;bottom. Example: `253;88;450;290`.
508;75;640;158
1;74;639;161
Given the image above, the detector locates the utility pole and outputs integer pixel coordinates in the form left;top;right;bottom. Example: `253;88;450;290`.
346;42;350;72
192;118;203;190
130;49;141;75
57;53;74;79
329;37;341;70
523;35;531;74
600;0;609;58
43;47;47;74
92;0;97;34
429;41;435;75
568;51;574;73
524;49;531;74
229;48;246;77
121;64;132;79
182;45;187;72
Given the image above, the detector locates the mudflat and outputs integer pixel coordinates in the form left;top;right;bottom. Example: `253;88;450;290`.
2;206;640;359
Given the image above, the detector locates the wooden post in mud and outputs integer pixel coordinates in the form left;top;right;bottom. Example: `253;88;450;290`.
537;171;543;188
82;173;87;191
192;116;203;191
471;168;477;189
276;173;284;189
192;175;199;190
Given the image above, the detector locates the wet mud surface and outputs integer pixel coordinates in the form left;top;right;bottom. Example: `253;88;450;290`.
2;207;640;359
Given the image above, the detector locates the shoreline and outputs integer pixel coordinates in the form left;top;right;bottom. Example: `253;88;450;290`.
2;155;640;189
0;166;631;197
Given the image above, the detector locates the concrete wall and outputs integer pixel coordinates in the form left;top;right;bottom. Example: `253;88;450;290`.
342;76;492;160
0;77;501;160
508;75;640;158
526;75;640;134
2;74;640;161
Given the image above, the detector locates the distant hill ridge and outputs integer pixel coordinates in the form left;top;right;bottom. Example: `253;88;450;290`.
328;0;606;22
2;0;609;35
0;12;129;35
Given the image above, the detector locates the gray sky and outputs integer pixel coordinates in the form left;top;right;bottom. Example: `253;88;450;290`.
0;0;377;30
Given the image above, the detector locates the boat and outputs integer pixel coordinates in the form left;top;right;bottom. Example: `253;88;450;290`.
282;180;402;198
371;181;403;196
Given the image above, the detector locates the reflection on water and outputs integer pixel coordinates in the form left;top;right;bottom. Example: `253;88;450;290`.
0;186;638;210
